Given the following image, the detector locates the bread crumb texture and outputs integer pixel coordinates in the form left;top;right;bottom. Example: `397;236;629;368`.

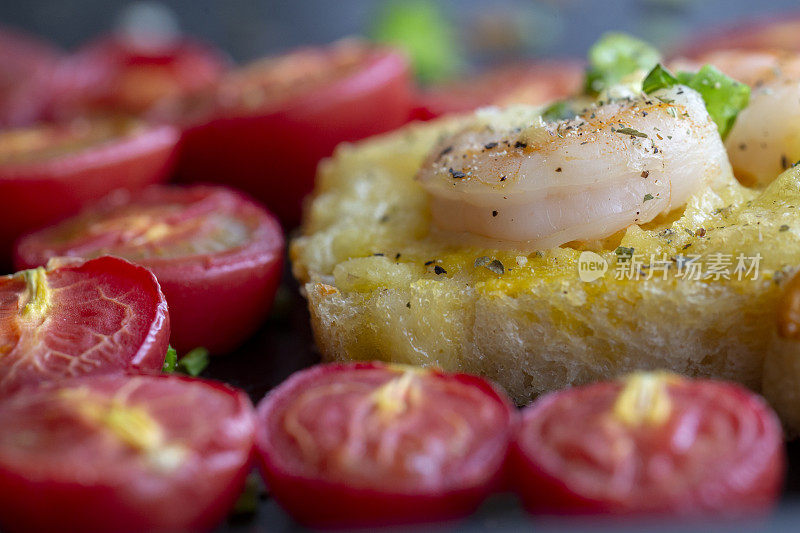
291;107;800;434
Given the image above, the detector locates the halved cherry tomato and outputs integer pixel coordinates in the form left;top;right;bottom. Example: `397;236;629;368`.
174;39;414;226
0;26;61;127
47;34;228;119
671;14;800;58
0;374;254;533
0;117;178;268
411;60;584;120
254;361;516;528
0;256;169;395
15;185;284;355
509;372;785;517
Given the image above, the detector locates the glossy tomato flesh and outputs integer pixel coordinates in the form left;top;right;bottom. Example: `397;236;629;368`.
0;256;169;396
509;374;785;517
411;60;584;120
255;361;517;528
0;118;178;269
47;34;228;119
15;185;284;354
0;374;254;533
175;40;414;226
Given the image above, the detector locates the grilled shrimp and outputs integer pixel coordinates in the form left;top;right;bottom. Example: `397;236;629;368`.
672;49;800;186
725;79;800;186
417;86;732;250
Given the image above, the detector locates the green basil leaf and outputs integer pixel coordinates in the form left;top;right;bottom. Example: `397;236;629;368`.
371;0;463;84
642;63;750;139
681;65;750;139
584;33;660;95
641;63;678;94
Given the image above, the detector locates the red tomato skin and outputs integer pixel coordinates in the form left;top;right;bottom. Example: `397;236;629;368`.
150;227;283;354
175;48;414;227
509;379;785;517
0;375;254;533
0;124;179;269
410;60;584;120
47;35;229;119
15;185;284;355
0;256;169;396
255;361;517;528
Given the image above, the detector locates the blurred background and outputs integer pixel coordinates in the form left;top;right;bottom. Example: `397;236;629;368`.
4;0;800;67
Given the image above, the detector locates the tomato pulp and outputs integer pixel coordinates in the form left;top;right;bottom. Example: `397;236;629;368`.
0;374;255;533
46;34;229;119
16;185;284;355
0;117;179;269
175;40;414;226
255;362;517;528
509;372;785;517
0;256;169;395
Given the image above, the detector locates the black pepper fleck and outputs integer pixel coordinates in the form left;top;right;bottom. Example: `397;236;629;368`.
448;168;466;179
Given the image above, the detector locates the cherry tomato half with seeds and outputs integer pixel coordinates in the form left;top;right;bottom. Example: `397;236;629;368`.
509;372;785;518
0;117;178;268
0;256;169;396
174;39;414;226
15;185;284;355
0;374;255;533
255;361;517;528
411;60;584;120
47;34;229;119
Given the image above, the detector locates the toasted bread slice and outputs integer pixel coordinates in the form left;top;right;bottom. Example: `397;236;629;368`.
291;108;800;434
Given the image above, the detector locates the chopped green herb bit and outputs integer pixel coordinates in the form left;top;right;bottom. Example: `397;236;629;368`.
474;256;505;274
616;127;648;138
474;256;492;268
643;193;654;202
780;225;790;232
162;345;177;373
584;33;660;96
615;246;635;262
486;259;505;275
